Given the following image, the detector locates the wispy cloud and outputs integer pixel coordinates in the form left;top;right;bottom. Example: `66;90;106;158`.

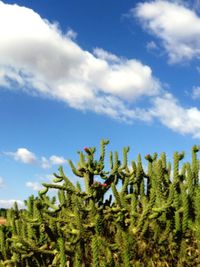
66;28;77;40
134;0;200;63
40;155;67;169
41;156;51;169
146;41;159;51
192;86;200;99
26;181;42;191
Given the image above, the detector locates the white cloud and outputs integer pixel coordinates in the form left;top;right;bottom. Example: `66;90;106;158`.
0;199;25;209
5;148;36;164
150;93;200;138
0;1;200;139
192;86;200;99
146;41;158;51
49;155;66;165
134;0;200;63
26;181;42;191
0;1;160;122
66;28;77;40
5;148;66;168
41;155;66;169
41;156;51;169
85;94;153;123
93;48;120;62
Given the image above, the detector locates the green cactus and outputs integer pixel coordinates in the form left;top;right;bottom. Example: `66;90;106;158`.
1;140;200;266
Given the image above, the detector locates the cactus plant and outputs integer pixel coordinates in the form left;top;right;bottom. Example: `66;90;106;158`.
0;140;200;266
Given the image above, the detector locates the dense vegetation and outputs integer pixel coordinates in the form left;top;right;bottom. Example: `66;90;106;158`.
0;140;200;266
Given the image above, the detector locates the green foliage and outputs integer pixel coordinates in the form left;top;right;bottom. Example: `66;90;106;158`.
0;140;200;266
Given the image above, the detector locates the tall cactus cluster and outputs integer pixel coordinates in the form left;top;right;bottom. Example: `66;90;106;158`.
1;140;200;266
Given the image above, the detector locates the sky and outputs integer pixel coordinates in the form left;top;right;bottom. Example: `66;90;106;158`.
0;0;200;208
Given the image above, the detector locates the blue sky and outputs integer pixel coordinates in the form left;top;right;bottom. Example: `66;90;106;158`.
0;0;200;208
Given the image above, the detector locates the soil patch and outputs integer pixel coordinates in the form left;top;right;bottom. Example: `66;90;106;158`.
0;217;6;225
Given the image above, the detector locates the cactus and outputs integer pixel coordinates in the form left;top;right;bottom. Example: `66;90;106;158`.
0;140;200;266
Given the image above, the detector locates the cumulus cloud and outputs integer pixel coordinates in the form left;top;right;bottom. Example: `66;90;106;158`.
150;93;200;138
26;181;42;191
0;1;160;122
1;1;200;138
5;148;66;168
5;148;36;164
0;199;25;209
134;0;200;63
